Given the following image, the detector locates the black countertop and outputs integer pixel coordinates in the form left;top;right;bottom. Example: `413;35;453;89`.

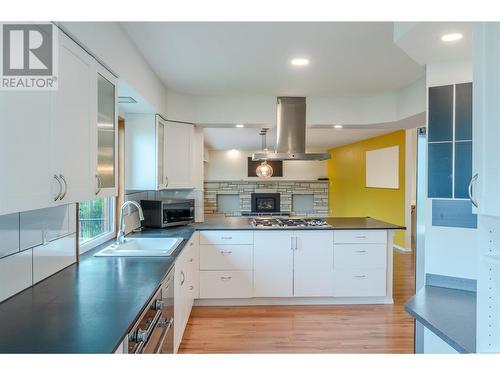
194;216;405;230
0;226;194;354
0;216;401;353
404;286;476;353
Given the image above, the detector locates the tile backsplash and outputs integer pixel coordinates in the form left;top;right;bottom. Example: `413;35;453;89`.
0;204;77;302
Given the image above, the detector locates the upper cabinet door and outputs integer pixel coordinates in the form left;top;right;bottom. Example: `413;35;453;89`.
473;23;500;216
51;32;95;204
163;121;194;189
94;65;118;197
0;89;55;215
156;116;167;190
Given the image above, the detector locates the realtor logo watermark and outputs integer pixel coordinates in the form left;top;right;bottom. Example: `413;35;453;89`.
0;23;58;90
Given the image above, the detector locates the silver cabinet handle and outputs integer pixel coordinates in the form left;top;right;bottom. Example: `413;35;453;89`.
220;250;232;255
291;236;294;251
59;174;67;200
189;257;194;262
180;271;185;286
295;236;298;250
189;286;194;290
165;176;169;187
53;174;62;201
95;174;102;195
468;173;479;208
355;235;367;239
354;275;367;278
220;276;232;281
355;250;367;254
221;236;232;240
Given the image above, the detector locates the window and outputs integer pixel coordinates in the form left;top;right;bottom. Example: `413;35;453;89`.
79;197;115;253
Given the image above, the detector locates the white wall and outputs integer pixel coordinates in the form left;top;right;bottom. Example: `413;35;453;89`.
59;22;168;116
205;150;328;181
424;60;477;280
165;79;426;127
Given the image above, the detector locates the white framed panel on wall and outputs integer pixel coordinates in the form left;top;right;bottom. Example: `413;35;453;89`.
366;146;399;189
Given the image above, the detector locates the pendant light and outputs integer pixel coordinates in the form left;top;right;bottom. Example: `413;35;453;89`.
255;128;273;179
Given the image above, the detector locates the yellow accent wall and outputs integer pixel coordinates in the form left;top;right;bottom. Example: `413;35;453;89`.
328;130;406;247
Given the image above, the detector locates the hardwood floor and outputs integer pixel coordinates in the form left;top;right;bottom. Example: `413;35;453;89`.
179;251;415;354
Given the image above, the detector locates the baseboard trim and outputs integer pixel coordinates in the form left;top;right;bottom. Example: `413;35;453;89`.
194;296;394;307
393;244;411;253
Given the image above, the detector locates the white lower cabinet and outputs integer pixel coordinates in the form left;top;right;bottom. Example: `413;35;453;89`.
293;231;334;297
200;271;253;298
173;233;199;353
198;229;390;302
33;233;77;284
332;269;386;297
0;250;32;303
200;244;253;270
254;231;294;297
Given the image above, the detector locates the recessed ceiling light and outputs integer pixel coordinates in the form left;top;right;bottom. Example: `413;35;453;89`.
441;33;463;42
334;125;343;129
291;58;310;66
235;124;244;128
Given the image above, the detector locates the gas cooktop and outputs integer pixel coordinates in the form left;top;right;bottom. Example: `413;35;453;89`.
251;217;330;228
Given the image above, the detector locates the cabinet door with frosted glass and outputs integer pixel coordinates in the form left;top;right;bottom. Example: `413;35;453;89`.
94;65;118;197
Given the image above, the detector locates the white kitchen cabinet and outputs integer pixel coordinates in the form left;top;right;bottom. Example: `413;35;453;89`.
93;65;118;198
0;250;32;303
200;244;253;270
199;271;253;298
200;230;254;245
0;28;117;215
163;121;194;189
0;89;54;215
125;115;197;191
173;233;199;353
33;233;76;284
51;32;94;204
332;269;386;297
334;244;387;269
472;23;500;216
293;231;334;297
254;231;294;297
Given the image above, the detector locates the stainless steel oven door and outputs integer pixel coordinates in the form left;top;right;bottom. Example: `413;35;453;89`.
143;271;175;354
128;269;175;354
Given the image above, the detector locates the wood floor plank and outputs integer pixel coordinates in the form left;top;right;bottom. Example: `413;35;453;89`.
179;251;415;353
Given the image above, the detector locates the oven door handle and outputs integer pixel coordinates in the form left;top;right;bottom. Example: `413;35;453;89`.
132;309;162;354
154;317;174;354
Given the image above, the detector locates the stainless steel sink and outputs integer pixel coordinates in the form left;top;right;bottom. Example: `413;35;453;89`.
94;237;183;257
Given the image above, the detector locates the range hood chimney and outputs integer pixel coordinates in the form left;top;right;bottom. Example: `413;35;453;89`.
252;97;331;161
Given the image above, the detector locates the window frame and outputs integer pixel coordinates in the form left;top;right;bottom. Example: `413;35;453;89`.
79;197;116;254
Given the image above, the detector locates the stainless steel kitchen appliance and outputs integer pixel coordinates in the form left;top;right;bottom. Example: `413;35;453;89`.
141;199;195;228
127;268;174;354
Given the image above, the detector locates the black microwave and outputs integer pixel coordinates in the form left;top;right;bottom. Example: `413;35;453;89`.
140;199;195;228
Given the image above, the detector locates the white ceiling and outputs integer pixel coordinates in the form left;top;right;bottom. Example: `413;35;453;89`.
204;127;393;151
395;22;472;65
121;22;424;96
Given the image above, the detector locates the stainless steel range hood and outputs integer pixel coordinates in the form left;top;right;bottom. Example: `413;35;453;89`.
252;97;331;161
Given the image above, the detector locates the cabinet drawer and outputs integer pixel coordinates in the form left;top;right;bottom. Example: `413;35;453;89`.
199;271;252;298
334;244;387;269
199;230;253;245
334;230;387;244
333;269;386;297
200;245;253;270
